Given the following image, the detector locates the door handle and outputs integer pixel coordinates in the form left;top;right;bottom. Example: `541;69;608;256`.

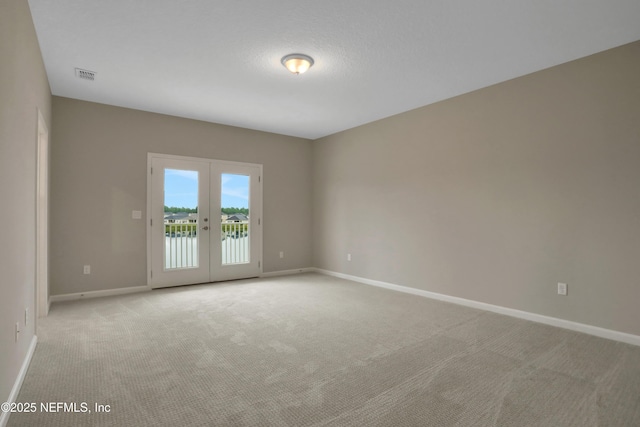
202;226;209;230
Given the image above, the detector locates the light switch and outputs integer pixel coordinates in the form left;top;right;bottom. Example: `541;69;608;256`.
132;210;142;219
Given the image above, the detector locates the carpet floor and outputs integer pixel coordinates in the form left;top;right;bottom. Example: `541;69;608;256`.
8;273;640;426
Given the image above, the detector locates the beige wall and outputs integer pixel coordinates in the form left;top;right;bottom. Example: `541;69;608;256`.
0;0;52;407
51;97;312;295
313;41;640;336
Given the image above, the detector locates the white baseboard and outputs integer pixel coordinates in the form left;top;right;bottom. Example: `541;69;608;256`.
260;267;314;278
50;286;150;303
50;273;317;302
313;268;640;347
1;336;38;427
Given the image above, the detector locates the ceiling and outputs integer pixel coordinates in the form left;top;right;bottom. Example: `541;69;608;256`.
28;0;640;140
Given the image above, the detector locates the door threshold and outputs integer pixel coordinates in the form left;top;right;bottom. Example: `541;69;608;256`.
153;276;260;290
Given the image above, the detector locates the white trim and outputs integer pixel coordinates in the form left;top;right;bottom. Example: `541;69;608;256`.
0;336;37;427
147;152;263;166
147;153;263;288
260;268;314;278
35;109;49;319
146;154;153;286
313;268;640;347
50;286;150;303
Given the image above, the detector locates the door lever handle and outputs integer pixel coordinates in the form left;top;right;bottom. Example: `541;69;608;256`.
201;226;209;230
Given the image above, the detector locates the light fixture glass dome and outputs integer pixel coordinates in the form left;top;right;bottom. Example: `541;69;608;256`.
281;54;314;75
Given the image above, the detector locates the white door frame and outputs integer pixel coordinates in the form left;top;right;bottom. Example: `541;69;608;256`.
210;161;263;282
149;156;211;287
36;109;49;319
146;152;263;287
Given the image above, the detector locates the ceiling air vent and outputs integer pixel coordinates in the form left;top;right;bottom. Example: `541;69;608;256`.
75;68;96;81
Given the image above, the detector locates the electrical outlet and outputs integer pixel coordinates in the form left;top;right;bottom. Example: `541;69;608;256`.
557;282;568;296
347;253;352;261
83;265;91;275
279;251;284;259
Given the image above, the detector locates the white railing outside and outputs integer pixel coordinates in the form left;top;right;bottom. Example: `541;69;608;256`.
164;223;198;269
221;222;250;265
164;221;250;269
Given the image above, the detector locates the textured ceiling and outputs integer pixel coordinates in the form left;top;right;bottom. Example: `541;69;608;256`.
28;0;640;139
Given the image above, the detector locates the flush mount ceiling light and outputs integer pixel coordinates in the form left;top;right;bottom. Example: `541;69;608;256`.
281;54;314;75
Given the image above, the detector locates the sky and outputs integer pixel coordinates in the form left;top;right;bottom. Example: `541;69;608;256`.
164;169;249;209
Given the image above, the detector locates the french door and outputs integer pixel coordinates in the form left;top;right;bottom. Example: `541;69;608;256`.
147;153;262;288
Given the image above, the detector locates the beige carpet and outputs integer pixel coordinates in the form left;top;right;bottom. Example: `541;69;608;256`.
9;273;640;426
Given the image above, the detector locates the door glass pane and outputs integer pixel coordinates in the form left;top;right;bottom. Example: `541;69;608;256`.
164;169;199;269
221;174;250;265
